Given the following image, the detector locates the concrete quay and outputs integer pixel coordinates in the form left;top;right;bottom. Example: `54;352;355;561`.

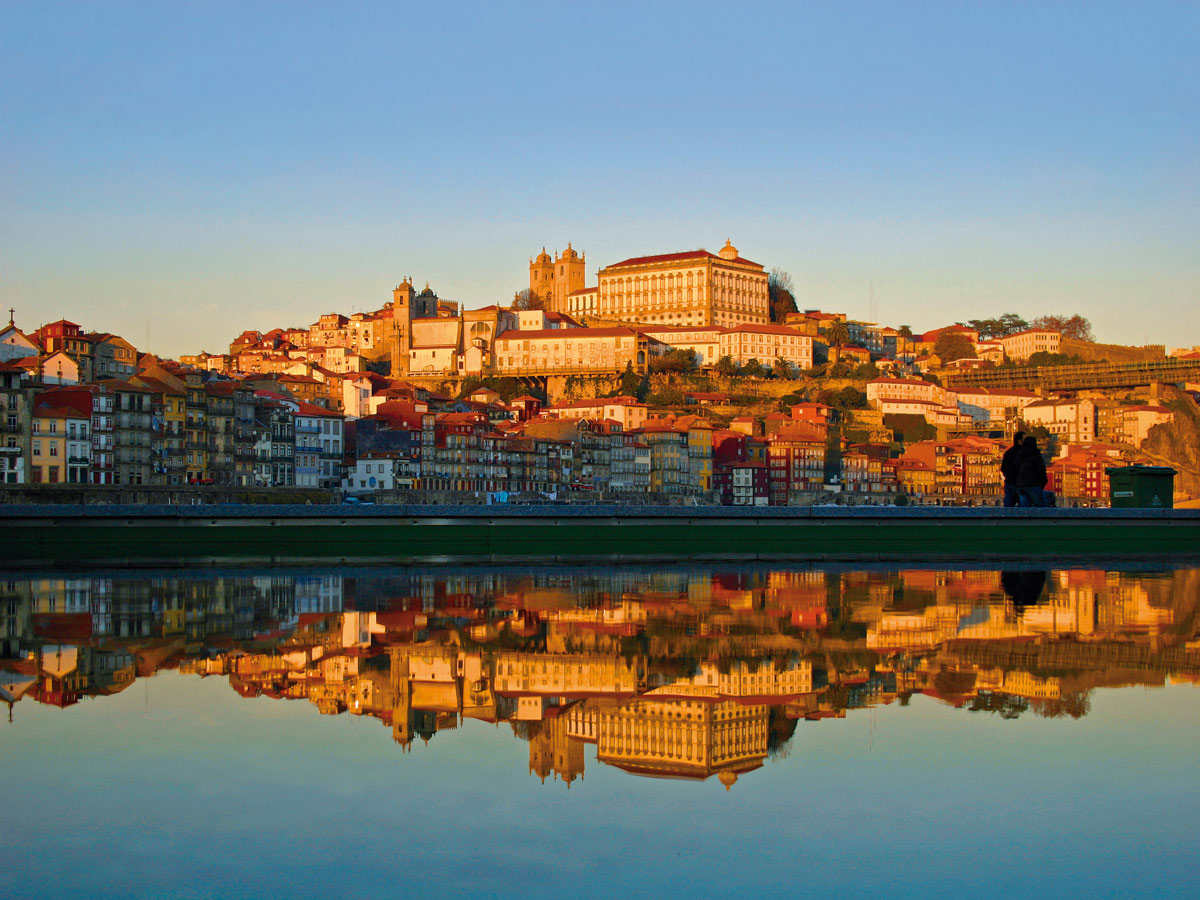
2;504;1198;568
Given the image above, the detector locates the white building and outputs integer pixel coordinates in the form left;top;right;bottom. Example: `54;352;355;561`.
1021;398;1096;443
719;324;814;371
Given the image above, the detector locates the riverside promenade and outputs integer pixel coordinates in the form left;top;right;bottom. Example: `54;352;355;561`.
3;504;1199;568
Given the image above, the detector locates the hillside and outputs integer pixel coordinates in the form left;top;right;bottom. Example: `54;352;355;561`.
1141;392;1200;500
1061;338;1165;364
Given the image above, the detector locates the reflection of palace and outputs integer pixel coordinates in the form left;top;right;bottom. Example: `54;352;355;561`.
2;567;1198;782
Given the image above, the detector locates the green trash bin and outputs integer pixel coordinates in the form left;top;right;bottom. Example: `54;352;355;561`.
1105;465;1177;508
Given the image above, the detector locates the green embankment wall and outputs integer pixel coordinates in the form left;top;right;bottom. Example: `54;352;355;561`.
5;516;1197;566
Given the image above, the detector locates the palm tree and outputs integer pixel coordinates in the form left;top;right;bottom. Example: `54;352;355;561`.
824;320;850;363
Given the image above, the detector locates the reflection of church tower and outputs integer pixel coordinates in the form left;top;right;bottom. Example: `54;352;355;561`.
390;277;415;378
390;650;413;750
528;712;586;787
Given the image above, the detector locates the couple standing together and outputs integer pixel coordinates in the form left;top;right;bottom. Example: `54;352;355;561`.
1001;431;1049;507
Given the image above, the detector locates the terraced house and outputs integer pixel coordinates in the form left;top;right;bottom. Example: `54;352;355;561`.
30;391;91;484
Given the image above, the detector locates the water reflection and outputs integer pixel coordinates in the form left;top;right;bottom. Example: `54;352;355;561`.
2;565;1198;788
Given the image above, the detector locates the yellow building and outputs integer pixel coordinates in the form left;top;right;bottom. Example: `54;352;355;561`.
597;240;769;328
530;245;587;314
997;328;1061;361
492;327;659;375
30;398;90;484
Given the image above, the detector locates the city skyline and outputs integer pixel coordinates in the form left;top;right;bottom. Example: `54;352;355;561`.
2;3;1198;358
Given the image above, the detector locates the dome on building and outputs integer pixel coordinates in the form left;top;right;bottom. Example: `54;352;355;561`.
718;239;739;261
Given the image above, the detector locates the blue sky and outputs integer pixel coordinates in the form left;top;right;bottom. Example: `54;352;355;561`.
2;2;1197;357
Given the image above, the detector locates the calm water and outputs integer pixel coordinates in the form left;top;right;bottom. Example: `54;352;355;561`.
2;564;1198;899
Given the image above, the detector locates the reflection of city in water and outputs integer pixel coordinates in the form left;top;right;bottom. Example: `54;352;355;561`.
3;566;1199;789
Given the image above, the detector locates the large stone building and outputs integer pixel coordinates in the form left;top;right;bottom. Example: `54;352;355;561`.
595;240;769;328
491;327;661;376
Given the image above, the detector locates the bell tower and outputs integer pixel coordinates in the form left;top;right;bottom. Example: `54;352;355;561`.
390;276;415;377
552;244;586;314
529;249;553;307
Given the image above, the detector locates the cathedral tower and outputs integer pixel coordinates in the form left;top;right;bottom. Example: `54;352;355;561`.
529;249;553;307
551;244;586;314
529;244;586;313
390;276;415;377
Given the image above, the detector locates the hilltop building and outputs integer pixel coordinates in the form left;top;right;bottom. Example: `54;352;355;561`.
595;240;769;328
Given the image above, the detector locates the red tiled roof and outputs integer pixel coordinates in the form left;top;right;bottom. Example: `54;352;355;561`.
869;377;936;387
604;249;763;269
999;328;1060;339
639;325;725;335
726;323;807;337
95;377;151;392
495;327;637;341
549;396;645;409
32;403;88;419
295;402;342;418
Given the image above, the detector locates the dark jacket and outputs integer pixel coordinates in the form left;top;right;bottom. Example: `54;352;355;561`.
1000;444;1022;484
1015;445;1048;489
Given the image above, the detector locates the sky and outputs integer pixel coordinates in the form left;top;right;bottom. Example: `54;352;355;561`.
1;1;1198;358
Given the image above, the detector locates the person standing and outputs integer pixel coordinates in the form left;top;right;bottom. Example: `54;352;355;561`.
1000;430;1025;508
1016;435;1048;507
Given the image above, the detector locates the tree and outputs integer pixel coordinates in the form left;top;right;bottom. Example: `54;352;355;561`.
714;355;738;377
768;268;798;323
852;362;879;379
968;313;1029;339
615;362;641;397
773;356;797;380
647;384;684;406
1030;313;1094;342
825;320;849;349
512;288;545;311
742;358;767;378
1026;351;1091;367
933;331;976;363
650;348;698;374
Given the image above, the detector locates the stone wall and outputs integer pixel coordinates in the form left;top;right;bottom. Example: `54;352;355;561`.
0;485;333;506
